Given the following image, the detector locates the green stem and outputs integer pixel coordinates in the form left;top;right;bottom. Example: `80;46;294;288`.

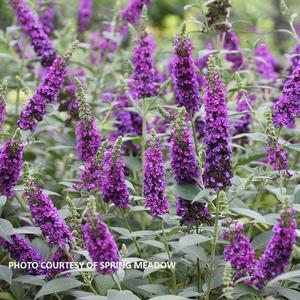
206;193;220;300
190;113;199;155
160;219;176;291
111;274;122;291
195;223;201;296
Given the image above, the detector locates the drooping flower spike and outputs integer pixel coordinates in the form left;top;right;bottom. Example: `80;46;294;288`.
265;110;290;175
0;128;24;197
273;60;300;128
0;235;46;275
0;80;7;131
171;26;201;116
82;196;120;275
144;129;169;218
23;162;74;248
17;41;78;132
9;0;56;66
102;136;131;209
76;140;109;191
203;55;232;192
74;77;102;161
77;0;93;33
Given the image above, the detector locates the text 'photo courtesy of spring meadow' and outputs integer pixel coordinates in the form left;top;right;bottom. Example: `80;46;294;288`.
0;0;300;299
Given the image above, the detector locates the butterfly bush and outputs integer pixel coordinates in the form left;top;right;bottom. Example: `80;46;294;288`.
77;0;93;33
144;129;169;218
82;198;120;275
75;78;102;161
9;0;56;66
291;44;300;73
120;0;151;25
222;219;256;281
0;235;46;275
0;81;7;131
254;43;280;80
17;43;77;131
0;129;24;197
131;30;158;100
251;209;297;289
102;137;131;208
203;56;232;191
273;61;300;128
171;30;201;116
38;0;55;37
223;31;246;71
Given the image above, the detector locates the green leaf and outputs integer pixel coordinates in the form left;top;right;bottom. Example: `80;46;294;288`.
277;287;300;300
0;196;6;206
0;266;12;285
35;278;83;299
268;270;300;285
94;275;115;295
178;234;210;250
230;208;266;223
0;292;16;300
140;240;165;250
137;284;169;295
0;219;13;242
107;290;141;300
171;184;201;201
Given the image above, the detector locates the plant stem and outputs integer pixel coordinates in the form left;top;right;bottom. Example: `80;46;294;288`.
160;219;176;291
190;113;199;155
206;193;220;300
195;223;201;296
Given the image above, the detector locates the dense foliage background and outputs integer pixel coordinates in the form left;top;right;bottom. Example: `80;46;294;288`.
1;0;300;299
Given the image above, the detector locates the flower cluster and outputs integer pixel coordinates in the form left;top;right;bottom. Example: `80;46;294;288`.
273;61;300;128
291;44;300;73
0;129;24;197
206;0;231;32
131;31;158;100
38;0;55;37
77;0;93;33
0;81;7;130
171;31;201;116
102;137;131;209
144;129;169;218
17;42;78;131
24;180;73;248
203;56;232;191
254;43;280;80
222;220;256;281
82;197;120;275
120;0;151;25
232;91;255;145
75;78;102;161
223;31;246;71
251;209;297;289
0;235;46;275
9;0;56;66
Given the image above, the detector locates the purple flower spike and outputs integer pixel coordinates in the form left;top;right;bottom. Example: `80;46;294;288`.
0;81;7;131
24;178;73;248
172;30;201;116
0;235;46;275
75;78;102;161
131;31;158;100
9;0;56;66
38;0;55;37
176;198;212;226
144;129;169;218
82;198;120;275
169;109;199;184
254;43;280;80
222;220;256;281
102;137;131;209
77;0;93;33
120;0;151;25
252;210;297;289
203;56;232;191
291;44;300;73
0;129;24;197
273;61;300;128
223;31;246;71
18;42;78;131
